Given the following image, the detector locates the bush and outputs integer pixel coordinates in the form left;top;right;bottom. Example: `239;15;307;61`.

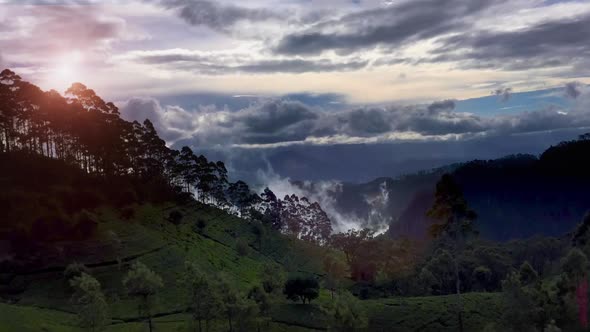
72;211;97;239
283;276;320;304
236;239;250;257
64;262;90;281
193;218;207;234
169;211;183;225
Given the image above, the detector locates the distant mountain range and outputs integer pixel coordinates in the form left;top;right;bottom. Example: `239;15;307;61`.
299;134;590;241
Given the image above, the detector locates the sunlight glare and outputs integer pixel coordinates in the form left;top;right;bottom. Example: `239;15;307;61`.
54;51;83;90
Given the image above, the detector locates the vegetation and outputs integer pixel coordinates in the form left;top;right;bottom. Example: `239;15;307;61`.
123;262;164;332
283;277;320;304
3;68;590;331
69;273;109;331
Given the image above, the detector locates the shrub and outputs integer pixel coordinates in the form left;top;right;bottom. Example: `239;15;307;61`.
283;276;320;304
64;262;90;281
169;210;183;225
72;211;98;239
236;239;250;257
193;218;207;234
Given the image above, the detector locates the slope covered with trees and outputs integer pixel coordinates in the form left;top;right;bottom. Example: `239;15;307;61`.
0;69;333;254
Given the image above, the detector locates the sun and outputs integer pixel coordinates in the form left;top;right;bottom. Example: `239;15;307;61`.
53;51;83;90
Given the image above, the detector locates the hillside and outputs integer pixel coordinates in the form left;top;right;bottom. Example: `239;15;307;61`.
0;151;513;332
311;135;590;241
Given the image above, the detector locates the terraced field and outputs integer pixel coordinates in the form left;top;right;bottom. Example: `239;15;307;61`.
0;202;504;331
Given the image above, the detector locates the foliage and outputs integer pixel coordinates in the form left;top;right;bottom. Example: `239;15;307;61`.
283;276;320;304
322;291;368;332
501;271;541;332
168;210;183;225
64;262;90;281
69;273;109;331
261;264;286;295
236;238;250;257
123;262;163;332
323;254;347;298
217;275;259;332
180;261;222;332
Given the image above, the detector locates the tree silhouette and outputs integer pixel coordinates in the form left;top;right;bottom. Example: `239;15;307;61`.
427;174;477;332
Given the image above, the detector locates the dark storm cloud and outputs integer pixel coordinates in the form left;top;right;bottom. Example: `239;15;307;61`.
274;0;506;55
430;14;590;70
128;51;368;74
159;0;285;33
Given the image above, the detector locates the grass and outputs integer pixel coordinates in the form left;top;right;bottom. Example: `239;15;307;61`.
0;202;505;331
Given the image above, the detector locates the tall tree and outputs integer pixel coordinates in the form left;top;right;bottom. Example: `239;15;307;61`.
180;261;222;332
123;262;163;332
70;273;109;332
427;174;477;332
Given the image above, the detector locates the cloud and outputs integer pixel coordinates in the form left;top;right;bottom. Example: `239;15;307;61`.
493;87;512;102
2;5;124;53
120;49;369;74
274;0;507;55
430;14;590;71
255;168;390;233
118;97;194;144
119;89;590;151
158;0;286;34
565;82;582;99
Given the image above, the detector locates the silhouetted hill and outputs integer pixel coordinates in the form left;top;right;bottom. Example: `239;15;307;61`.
312;135;590;241
390;137;590;241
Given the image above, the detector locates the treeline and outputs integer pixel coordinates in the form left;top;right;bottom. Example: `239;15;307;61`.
0;69;331;244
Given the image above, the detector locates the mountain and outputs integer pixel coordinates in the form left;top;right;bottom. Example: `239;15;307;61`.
307;135;590;241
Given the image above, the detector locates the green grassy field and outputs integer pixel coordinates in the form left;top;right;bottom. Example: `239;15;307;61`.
0;202;505;331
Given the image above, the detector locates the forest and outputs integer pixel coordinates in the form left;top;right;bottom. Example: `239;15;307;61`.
2;68;590;332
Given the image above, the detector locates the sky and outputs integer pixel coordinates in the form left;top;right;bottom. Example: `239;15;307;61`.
1;0;590;183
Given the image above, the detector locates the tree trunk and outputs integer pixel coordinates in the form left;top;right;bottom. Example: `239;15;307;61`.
148;316;153;332
228;313;233;332
454;256;464;332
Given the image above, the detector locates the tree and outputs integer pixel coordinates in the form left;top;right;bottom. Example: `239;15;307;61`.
323;254;347;299
64;262;90;281
501;271;541;332
70;273;109;332
217;276;258;332
519;261;539;286
280;194;332;244
260;187;282;230
472;266;492;292
283;276;320;304
227;181;260;217
322;291;368;332
261;264;285;295
560;248;589;329
427;174;477;332
248;285;273;332
329;229;374;266
123;262;163;332
180;261;222;332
